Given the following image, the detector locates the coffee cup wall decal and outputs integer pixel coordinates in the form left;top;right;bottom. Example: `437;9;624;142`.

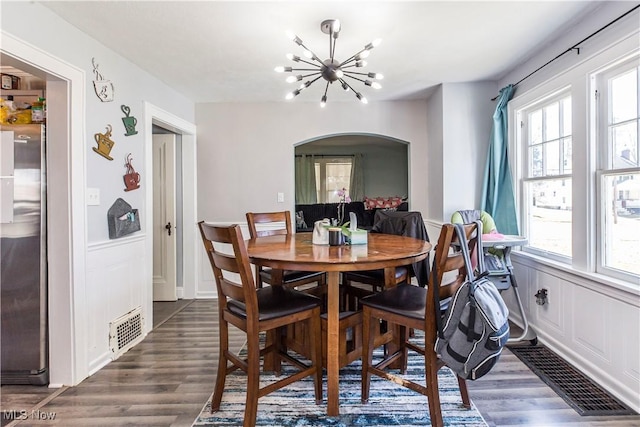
93;124;115;160
123;153;140;192
92;57;114;102
121;105;138;136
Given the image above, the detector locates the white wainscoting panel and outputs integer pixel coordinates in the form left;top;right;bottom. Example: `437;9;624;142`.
86;236;147;373
572;285;609;359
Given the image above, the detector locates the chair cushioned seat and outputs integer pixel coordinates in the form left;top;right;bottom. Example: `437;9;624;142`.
227;286;321;321
360;284;426;320
260;268;324;284
361;284;452;320
344;267;408;283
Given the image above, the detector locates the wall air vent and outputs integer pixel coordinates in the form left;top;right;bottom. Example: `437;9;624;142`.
109;307;144;359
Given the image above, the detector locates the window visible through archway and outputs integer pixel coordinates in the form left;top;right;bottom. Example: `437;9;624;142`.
315;156;352;202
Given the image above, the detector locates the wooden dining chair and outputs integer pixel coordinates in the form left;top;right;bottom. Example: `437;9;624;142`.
198;221;323;427
246;211;327;298
360;222;476;427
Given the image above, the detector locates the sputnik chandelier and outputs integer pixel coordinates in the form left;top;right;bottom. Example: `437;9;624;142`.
275;19;383;106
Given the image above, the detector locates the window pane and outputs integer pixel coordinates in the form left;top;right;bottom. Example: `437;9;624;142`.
610;68;637;124
544;102;560;141
325;162;352;202
529;109;542;145
544;140;560;175
528;179;572;257
563;137;572;174
602;172;640;276
562;97;572;135
530;145;543;177
610;121;639;168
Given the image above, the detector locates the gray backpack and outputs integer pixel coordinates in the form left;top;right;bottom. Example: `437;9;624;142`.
434;222;510;380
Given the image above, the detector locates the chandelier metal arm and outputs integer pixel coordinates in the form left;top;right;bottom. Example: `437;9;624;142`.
338;50;367;68
342;73;367;84
338;78;359;96
295;40;325;66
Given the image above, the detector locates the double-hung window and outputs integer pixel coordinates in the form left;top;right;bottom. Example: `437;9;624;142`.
519;92;573;260
314;157;352;203
594;57;640;279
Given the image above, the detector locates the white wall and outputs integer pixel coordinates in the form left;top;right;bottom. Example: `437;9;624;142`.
426;85;444;221
424;82;497;223
1;2;195;385
442;82;496;220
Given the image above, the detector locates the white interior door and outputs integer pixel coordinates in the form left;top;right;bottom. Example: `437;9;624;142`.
152;134;177;301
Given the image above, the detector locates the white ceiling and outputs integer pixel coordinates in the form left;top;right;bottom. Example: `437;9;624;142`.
40;1;604;104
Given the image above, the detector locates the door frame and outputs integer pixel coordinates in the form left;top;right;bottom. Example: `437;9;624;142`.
143;102;196;330
152;133;177;302
1;31;87;386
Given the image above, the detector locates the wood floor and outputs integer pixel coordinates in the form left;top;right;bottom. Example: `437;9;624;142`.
1;299;638;426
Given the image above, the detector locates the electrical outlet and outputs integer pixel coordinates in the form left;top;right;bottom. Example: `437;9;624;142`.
277;192;284;203
87;188;100;206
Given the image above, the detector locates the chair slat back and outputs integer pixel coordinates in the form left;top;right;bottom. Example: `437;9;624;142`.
198;221;258;309
432;222;479;299
246;211;292;238
425;222;480;348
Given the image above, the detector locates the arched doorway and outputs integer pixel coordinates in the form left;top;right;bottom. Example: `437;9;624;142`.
294;133;409;205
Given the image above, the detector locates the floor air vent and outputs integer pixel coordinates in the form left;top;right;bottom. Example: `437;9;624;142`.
509;345;636;416
109;307;144;359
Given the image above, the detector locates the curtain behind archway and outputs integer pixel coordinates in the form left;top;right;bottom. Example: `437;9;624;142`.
349;153;365;201
481;84;519;235
295;154;317;204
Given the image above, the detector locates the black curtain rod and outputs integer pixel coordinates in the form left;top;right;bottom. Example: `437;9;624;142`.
492;4;640;101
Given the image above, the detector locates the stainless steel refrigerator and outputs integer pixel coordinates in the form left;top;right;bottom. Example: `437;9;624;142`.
0;124;48;385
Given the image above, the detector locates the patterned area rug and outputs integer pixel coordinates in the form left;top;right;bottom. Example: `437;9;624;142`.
193;336;488;426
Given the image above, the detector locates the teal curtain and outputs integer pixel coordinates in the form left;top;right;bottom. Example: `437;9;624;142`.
295;155;317;204
349;153;365;201
481;84;519;235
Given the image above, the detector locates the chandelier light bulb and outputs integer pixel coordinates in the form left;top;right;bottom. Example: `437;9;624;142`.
286;30;296;41
285;89;301;100
356;93;368;104
277;19;382;105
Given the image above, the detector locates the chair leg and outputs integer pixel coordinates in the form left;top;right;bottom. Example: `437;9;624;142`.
361;307;374;403
211;318;229;412
425;354;444;427
243;329;261;427
310;308;323;404
399;325;409;374
457;376;471;408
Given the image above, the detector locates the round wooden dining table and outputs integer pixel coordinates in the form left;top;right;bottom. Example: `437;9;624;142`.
247;232;431;416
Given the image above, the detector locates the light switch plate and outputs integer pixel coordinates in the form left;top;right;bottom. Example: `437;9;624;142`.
277;192;284;203
87;187;100;206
